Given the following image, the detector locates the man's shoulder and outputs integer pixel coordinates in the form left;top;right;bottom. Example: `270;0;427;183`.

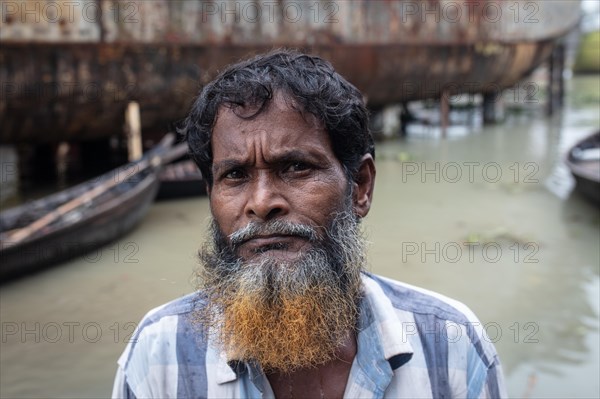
118;292;206;368
115;293;213;397
362;274;507;398
363;273;480;326
135;292;202;330
362;273;503;372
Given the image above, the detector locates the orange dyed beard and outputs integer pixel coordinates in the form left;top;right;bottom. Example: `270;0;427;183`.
196;210;364;373
216;276;359;372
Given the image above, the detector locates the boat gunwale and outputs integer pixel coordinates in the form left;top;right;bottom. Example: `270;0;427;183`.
565;132;600;183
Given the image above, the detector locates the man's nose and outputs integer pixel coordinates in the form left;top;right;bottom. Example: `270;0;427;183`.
244;173;289;221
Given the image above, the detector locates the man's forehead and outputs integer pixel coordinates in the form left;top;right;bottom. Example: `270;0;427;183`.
209;99;338;172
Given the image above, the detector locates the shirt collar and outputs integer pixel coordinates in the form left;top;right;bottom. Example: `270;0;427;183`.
349;273;414;392
359;273;414;362
215;351;238;384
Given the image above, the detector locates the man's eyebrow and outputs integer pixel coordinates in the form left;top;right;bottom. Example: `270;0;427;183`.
212;159;247;173
213;150;331;171
273;150;331;165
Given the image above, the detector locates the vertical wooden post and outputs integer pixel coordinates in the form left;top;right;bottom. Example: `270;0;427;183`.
547;47;556;116
483;93;495;124
557;44;566;108
0;145;19;203
125;101;142;161
440;89;449;138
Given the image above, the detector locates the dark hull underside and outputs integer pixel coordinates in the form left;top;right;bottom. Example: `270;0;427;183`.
156;180;206;200
156;160;206;200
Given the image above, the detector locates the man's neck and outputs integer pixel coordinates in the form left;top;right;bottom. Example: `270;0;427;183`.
266;330;357;399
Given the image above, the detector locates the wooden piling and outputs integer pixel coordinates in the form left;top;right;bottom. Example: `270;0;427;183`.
483;93;495;124
125;101;143;161
547;43;565;116
547;47;556;116
557;44;566;108
441;89;449;138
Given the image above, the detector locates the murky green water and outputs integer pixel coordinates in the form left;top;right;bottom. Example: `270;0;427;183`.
1;75;599;398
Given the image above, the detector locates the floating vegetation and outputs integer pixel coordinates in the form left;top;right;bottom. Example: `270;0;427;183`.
395;151;413;162
462;227;535;247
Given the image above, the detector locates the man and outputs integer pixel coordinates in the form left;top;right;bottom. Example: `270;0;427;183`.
112;50;507;398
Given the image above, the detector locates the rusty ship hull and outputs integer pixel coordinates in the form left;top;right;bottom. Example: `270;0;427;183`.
0;0;581;143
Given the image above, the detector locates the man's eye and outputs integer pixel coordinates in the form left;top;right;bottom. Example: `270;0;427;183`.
224;169;245;179
285;162;311;173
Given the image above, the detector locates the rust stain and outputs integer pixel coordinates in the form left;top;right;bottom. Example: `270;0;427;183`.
0;0;581;143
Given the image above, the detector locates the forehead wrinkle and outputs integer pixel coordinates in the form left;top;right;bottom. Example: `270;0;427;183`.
212;94;334;168
213;130;271;169
235;128;315;165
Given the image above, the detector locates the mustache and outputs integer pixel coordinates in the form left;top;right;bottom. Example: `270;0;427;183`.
228;220;318;247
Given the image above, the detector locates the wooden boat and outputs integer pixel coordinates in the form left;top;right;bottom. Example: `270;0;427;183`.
566;132;600;206
0;134;186;282
157;159;207;200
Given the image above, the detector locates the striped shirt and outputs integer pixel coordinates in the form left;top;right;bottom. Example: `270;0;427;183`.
112;273;507;398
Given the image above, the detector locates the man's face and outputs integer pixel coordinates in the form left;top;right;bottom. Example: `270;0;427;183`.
197;92;374;371
209;93;349;259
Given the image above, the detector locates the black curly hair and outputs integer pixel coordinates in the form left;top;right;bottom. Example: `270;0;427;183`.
183;49;374;186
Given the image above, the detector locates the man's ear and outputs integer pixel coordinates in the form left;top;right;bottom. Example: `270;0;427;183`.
352;154;376;218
